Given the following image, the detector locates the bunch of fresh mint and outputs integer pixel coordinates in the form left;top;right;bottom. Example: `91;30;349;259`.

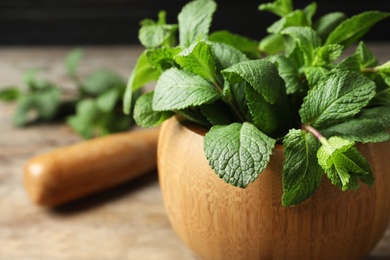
124;0;390;206
0;49;136;139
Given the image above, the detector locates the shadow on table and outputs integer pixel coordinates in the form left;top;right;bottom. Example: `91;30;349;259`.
49;170;158;215
365;256;390;259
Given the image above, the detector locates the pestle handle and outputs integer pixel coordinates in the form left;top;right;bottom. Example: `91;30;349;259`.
23;128;159;207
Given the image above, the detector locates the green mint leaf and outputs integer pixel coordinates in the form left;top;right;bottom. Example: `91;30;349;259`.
204;122;275;188
211;42;249;70
139;24;178;49
267;10;310;34
67;115;95;139
152;68;221;111
359;106;390;128
65;48;84;78
258;0;293;17
326;11;390;48
282;129;323;207
12;95;35;126
258;34;285;55
34;87;61;120
199;101;235;125
303;66;328;88
0;87;20;102
178;0;217;48
281;26;322;65
303;2;317;25
313;12;347;41
133;91;173;127
96;88;120;113
312;44;344;67
317;136;374;190
82;70;124;95
174;41;217;82
145;47;182;71
23;69;52;91
222;60;282;104
323;118;389;144
245;85;278;135
355;41;379;69
123;51;160;114
274;55;305;94
299;71;376;129
209;30;259;58
334;56;360;72
176;107;212;127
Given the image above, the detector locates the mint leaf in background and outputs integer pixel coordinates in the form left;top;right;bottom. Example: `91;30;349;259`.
123;51;160;114
178;0;217;48
245;85;278;135
282;129;323;207
258;34;285;55
267;10;311;34
355;41;379;69
258;0;293;17
282;26;322;65
209;30;259;58
139;24;178;49
65;48;84;79
96;88;120;113
133;91;173;127
274;55;305;94
146;47;181;71
34;87;61;120
222;60;282;104
303;66;328;88
359;106;390;128
0;88;20;102
153;68;221;111
23;69;52;91
322;118;390;144
303;2;317;25
204;122;275;188
299;71;376;129
211;42;249;70
82;70;124;95
12;95;36;126
317;136;374;190
326;11;390;48
313;12;347;41
174;41;217;82
199;101;235;126
312;44;343;67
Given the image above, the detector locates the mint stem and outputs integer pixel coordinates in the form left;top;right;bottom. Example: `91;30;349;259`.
213;80;245;122
361;67;378;73
303;124;326;143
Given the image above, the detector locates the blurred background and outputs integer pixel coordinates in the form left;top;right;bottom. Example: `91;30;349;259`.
1;0;389;46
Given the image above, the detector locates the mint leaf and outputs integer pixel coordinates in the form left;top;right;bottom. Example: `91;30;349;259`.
82;70;124;95
245;85;278;135
303;2;317;25
282;26;322;65
303;66;328;88
258;34;285;55
322;118;389;144
317;136;374;190
178;0;217;48
211;42;249;70
274;55;304;94
355;41;379;69
282;129;323;206
258;0;293;17
65;48;84;78
312;44;344;67
0;87;20;102
12;95;35;126
146;47;181;71
359;106;390;128
267;10;310;34
313;12;347;41
209;30;259;58
96;88;120;113
199;101;234;125
133;91;173;127
204;122;275;188
176;107;212;127
326;11;390;48
299;71;376;128
222;60;282;104
153;68;221;111
139;24;178;49
34;87;61;120
174;41;217;82
123;51;160;114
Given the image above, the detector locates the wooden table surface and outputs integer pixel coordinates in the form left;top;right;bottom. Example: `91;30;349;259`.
0;45;389;259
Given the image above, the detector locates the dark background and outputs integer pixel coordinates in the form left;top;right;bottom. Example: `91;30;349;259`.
1;0;389;45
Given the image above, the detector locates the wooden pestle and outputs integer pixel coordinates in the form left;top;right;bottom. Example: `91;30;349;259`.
23;128;159;207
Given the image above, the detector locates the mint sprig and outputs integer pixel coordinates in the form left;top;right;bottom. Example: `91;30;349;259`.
125;0;390;206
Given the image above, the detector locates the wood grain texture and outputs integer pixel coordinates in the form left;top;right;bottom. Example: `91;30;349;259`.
158;116;390;260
